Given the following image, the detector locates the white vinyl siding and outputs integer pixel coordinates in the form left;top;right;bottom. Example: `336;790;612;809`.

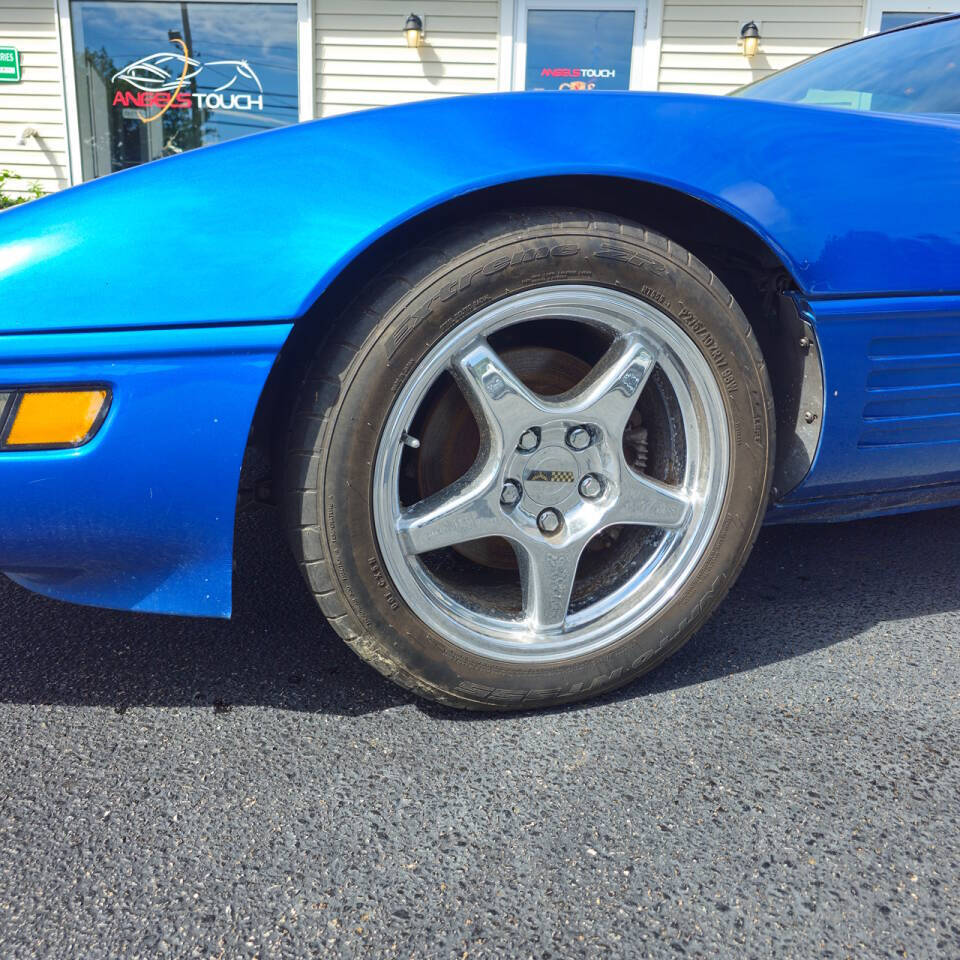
315;0;500;117
0;0;68;196
659;0;866;93
1;0;876;192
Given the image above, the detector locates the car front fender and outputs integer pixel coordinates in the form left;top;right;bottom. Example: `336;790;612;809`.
2;92;958;340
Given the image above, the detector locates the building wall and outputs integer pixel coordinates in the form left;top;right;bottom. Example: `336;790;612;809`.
314;0;500;117
0;0;68;197
312;0;867;113
0;0;871;196
658;0;866;94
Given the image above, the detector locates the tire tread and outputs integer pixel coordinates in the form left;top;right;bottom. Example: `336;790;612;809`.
283;207;774;710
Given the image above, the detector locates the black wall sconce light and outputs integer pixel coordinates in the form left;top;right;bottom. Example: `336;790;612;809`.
739;20;761;58
404;13;425;48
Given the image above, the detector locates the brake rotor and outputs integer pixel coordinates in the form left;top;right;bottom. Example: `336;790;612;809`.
416;345;591;569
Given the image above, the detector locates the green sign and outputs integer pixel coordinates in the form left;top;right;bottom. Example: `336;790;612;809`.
0;47;20;83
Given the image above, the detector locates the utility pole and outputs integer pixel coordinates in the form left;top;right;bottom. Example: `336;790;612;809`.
172;3;202;148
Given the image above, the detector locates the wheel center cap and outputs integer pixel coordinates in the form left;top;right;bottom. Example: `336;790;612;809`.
522;446;581;506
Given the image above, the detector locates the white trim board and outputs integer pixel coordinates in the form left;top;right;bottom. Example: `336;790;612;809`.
297;0;316;123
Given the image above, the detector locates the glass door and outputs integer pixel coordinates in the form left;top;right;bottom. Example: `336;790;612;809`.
513;0;646;92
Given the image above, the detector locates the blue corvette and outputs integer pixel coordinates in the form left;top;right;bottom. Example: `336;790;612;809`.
0;17;957;709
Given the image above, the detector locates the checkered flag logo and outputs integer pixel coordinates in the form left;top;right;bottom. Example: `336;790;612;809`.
526;470;575;483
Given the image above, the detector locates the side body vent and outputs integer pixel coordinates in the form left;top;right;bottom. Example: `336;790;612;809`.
781;295;960;502
862;334;960;448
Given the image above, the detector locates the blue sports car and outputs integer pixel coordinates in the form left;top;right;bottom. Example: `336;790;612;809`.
0;16;957;709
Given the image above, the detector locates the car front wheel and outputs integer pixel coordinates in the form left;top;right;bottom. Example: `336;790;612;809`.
285;209;774;709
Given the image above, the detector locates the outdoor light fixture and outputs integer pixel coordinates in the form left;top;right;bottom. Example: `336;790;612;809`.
739;21;760;58
14;126;37;146
404;13;424;48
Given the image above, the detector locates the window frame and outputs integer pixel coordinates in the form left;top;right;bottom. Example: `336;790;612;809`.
56;0;315;186
499;0;661;92
863;0;959;34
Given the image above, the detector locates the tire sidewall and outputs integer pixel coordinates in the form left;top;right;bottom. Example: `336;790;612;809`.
319;222;771;707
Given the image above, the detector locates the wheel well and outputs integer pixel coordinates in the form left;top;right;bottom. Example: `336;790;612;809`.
250;175;813;501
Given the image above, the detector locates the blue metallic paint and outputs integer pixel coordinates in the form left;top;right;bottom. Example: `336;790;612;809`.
1;94;958;337
795;295;960;498
0;91;957;615
0;323;290;615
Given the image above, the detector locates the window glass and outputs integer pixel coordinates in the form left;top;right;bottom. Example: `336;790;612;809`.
880;11;949;30
733;17;960;115
524;9;635;91
71;1;298;180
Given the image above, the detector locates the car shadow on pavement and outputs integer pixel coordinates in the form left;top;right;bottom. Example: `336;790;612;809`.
0;504;958;717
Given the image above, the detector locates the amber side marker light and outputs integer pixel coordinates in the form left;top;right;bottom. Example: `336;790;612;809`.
1;388;110;450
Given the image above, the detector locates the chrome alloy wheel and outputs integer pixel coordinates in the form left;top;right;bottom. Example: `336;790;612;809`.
372;285;730;664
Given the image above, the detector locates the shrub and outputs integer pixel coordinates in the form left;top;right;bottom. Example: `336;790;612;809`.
0;169;45;209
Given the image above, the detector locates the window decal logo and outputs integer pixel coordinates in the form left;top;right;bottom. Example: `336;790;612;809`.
540;67;618;91
115;37;192;124
111;39;265;121
112;49;203;92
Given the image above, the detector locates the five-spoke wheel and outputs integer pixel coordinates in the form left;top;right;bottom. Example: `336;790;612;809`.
373;285;729;662
286;209;772;708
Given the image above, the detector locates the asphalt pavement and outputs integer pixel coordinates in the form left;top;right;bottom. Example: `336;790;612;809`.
0;503;957;958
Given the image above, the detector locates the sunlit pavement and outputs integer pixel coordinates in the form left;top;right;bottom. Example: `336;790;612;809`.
0;505;957;957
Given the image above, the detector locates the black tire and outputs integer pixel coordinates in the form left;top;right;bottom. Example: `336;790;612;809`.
284;208;774;710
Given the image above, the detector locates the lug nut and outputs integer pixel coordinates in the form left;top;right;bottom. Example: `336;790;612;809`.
537;508;562;535
579;474;603;500
500;479;522;505
566;426;591;450
517;429;540;452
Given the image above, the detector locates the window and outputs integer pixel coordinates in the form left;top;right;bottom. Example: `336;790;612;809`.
879;11;950;29
733;16;960;115
512;0;647;91
69;1;299;180
863;0;958;33
524;9;636;90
